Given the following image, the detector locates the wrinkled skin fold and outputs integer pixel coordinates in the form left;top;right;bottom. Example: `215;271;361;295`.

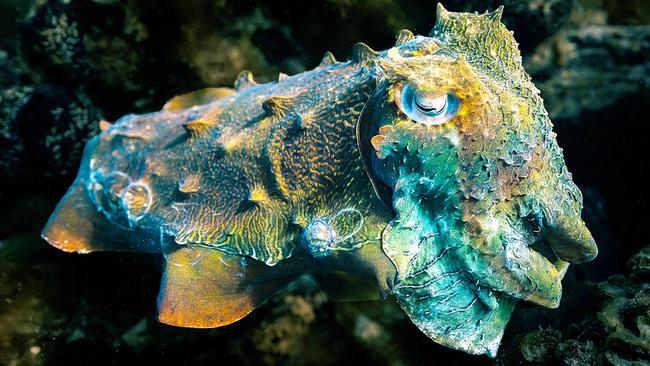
41;3;597;358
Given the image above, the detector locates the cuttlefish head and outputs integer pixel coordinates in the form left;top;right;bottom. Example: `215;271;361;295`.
357;4;597;357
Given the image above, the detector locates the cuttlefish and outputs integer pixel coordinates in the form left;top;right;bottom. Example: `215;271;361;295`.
42;4;597;357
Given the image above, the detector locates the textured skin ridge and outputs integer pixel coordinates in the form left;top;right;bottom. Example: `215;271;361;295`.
76;60;389;265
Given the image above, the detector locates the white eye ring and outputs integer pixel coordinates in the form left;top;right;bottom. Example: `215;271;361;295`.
398;83;460;125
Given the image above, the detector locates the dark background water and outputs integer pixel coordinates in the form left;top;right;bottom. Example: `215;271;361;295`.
0;0;649;365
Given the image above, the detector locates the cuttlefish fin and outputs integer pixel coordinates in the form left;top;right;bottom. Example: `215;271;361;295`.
41;138;160;253
41;177;102;253
41;176;157;253
163;87;235;110
157;246;301;328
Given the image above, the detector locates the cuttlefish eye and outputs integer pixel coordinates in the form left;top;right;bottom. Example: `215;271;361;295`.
398;83;460;125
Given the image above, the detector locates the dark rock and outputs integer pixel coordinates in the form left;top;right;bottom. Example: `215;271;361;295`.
555;340;599;366
520;329;561;363
18;0;196;116
627;246;650;282
0;83;102;201
0;85;30;192
525;25;650;121
14;84;102;180
497;246;650;365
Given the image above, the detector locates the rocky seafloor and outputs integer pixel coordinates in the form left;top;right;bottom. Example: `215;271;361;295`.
0;0;649;365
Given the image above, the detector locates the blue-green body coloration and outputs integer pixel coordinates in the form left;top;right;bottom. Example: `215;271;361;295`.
41;4;597;357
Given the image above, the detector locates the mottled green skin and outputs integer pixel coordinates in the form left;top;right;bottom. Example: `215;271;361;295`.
362;6;597;356
42;4;598;357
